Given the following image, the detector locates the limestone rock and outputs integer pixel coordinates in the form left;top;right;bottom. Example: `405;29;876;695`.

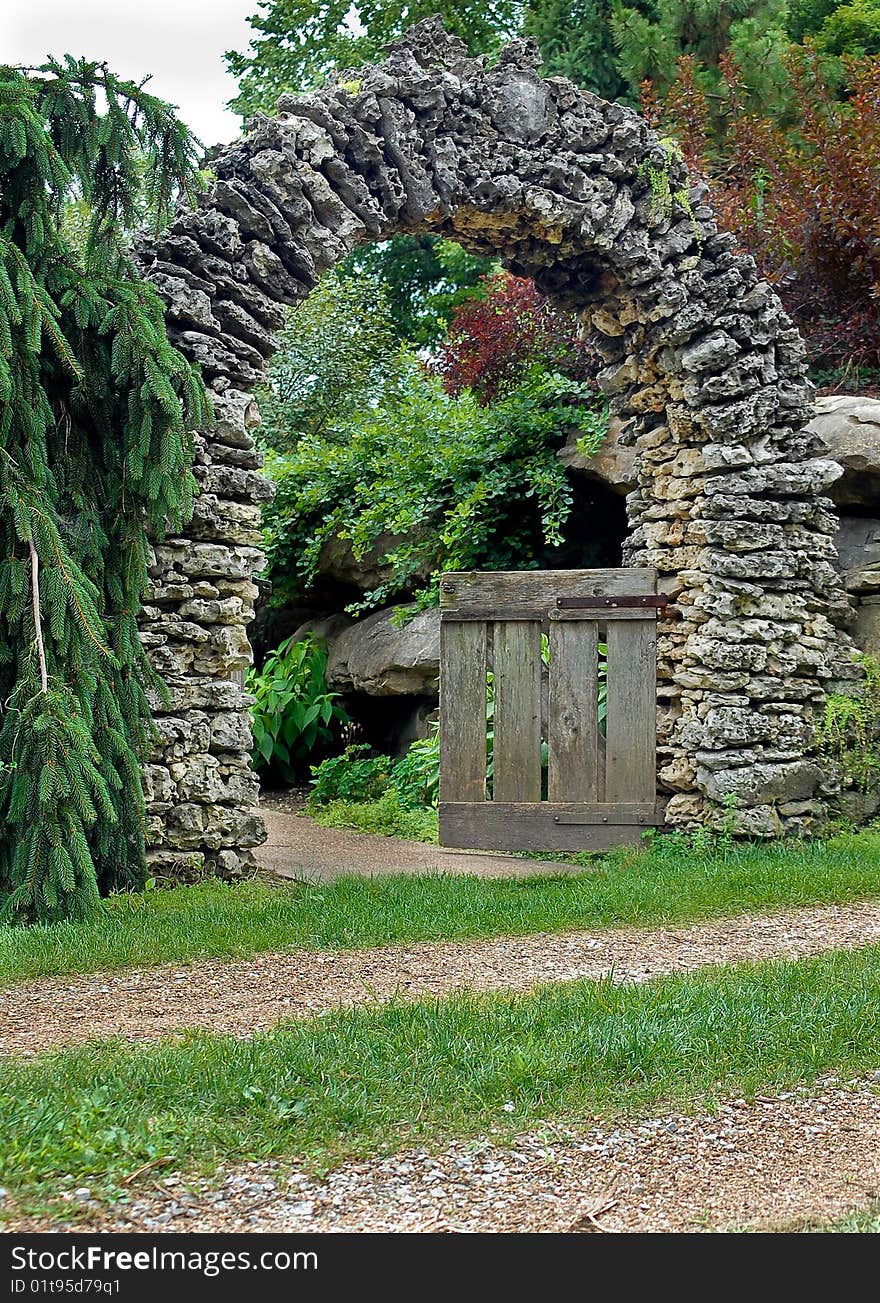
853;598;880;660
132;17;868;867
290;614;353;645
557;417;638;495
834;517;880;594
807;395;880;509
327;606;440;695
315;531;423;592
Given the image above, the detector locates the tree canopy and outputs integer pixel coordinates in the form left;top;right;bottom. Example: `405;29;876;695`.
225;0;523;117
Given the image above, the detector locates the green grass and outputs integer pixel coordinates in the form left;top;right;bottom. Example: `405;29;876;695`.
794;1207;880;1233
4;828;880;985
311;790;439;842
735;1204;880;1233
3;944;880;1213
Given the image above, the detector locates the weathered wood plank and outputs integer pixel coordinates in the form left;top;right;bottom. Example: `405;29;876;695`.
492;620;542;803
439;619;487;803
442;606;550;622
444;801;654;823
605;618;657;802
439;802;653;851
440;568;656;616
547;619;599;802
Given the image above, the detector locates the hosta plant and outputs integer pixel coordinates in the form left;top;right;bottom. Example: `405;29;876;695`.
248;636;347;783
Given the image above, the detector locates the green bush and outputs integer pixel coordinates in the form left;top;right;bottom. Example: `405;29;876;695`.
309;744;393;805
309;740;439;809
248;636;347;783
260;330;607;614
389;727;441;808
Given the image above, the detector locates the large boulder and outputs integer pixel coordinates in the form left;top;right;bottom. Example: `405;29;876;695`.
834;517;880;595
316;531;421;592
558;416;638;495
807;395;880;508
290;613;353;645
326;605;440;696
853;598;880;661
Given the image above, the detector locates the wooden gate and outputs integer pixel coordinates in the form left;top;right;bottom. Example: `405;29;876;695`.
438;569;664;852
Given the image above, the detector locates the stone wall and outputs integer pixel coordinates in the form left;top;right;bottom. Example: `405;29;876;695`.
135;18;858;862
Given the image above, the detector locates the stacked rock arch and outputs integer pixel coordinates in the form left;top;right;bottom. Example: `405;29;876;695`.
135;17;855;875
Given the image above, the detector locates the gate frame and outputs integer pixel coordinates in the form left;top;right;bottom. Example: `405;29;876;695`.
438;569;663;852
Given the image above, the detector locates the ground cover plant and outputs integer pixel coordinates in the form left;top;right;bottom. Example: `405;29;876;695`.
4;827;880;984
5;942;880;1214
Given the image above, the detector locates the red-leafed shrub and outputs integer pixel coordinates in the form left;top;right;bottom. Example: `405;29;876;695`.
433;272;600;403
655;50;880;371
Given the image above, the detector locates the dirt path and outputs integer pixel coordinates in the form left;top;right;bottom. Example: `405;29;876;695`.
5;899;880;1058
6;1077;880;1233
256;807;571;881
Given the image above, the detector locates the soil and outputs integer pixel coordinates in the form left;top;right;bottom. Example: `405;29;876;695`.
255;805;576;882
4;899;880;1057
6;1077;880;1233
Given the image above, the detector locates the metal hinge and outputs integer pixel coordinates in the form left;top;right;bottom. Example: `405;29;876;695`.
555;594;670;610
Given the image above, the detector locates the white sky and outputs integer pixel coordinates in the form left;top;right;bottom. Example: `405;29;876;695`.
1;0;260;149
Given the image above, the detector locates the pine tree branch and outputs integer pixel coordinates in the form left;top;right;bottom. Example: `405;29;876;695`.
29;540;49;694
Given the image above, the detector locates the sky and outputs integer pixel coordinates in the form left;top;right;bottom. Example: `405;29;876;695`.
1;0;261;148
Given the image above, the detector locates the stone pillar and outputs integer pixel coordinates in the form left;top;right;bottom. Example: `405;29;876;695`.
140;382;271;878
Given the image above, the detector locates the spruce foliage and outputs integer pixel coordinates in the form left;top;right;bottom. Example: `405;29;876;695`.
0;58;208;922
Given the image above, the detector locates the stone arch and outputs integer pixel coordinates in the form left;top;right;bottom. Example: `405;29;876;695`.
135;17;852;875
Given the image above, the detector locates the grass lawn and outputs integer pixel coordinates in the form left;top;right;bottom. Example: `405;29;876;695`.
3;827;880;985
736;1205;880;1232
794;1207;880;1233
3;943;880;1213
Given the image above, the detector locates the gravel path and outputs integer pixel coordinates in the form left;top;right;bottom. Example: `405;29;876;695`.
5;899;880;1058
6;1077;880;1233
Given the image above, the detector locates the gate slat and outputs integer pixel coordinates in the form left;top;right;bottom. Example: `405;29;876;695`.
605;618;657;802
439;619;487;802
547;619;599;802
492;620;542;803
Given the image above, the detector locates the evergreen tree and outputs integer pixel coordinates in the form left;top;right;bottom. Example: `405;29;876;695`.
611;0;792;111
523;0;633;99
0;58;208;923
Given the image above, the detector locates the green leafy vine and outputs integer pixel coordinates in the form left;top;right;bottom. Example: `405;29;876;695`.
638;138;700;238
816;653;880;793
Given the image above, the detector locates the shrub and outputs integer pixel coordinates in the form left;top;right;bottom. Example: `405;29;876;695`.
248;636;347;783
816;653;880;791
310;789;439;843
390;727;441;809
654;49;880;370
815;0;880;54
310;738;440;809
261;357;607;614
309;745;393;805
433;272;601;404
